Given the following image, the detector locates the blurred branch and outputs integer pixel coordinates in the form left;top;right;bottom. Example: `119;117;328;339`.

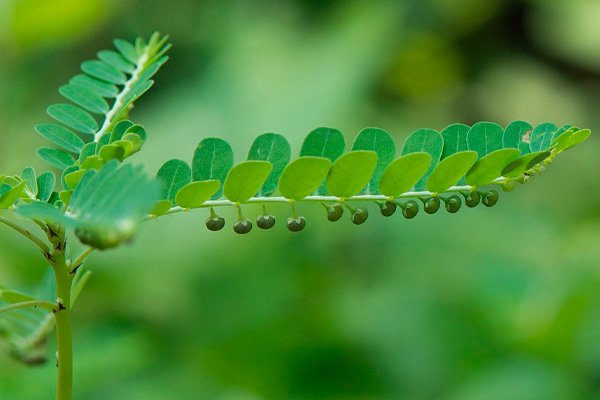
0;215;50;255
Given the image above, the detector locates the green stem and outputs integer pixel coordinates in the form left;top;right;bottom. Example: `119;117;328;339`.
51;232;74;400
0;300;55;314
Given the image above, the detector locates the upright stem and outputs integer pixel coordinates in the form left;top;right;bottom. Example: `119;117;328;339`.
50;228;73;400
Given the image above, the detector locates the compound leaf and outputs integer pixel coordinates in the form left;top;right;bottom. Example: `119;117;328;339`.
326;151;377;198
466;148;520;187
426;151;478;193
156;159;192;203
247;133;291;197
278;157;332;200
224;161;273;203
379;153;432;196
351;127;396;194
192;138;233;199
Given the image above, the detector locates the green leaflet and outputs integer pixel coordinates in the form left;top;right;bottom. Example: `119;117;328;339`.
21;166;37;197
467;121;504;158
99;144;125;162
278;157;332;200
529;122;557;152
97;50;135;74
36;148;76;170
78;142;97;163
175;180;220;209
151;200;173;216
64;170;87;190
551;125;573;143
326;151;377;198
59;84;109;114
441;123;469;159
247;133;291;197
0;182;26;209
561;128;591;151
114;39;139;64
80;155;104;170
47;104;98;135
81;60;127;85
401;128;443;191
466;148;520;187
351;127;396;194
379;153;432;197
70;75;118;98
61;165;79;190
224;161;273;203
157;159;192;203
110;120;134;143
501;151;550;178
192;138;233;200
300;127;345;195
36;172;55;202
503;120;532;154
124;124;147;142
35;124;85;154
426;151;478;193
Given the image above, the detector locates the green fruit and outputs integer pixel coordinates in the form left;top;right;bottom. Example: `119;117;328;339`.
351;207;369;225
379;201;397;217
233;219;252;234
502;180;515;192
401;201;419;219
464;192;480;208
482;190;499;207
327;204;344;222
256;215;276;230
287;216;306;232
75;226;129;250
445;195;461;213
206;216;225;231
424;197;440;214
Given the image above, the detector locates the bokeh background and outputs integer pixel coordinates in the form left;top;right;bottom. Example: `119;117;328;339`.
1;0;600;399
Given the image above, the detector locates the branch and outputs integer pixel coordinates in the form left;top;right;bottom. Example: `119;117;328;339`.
0;300;55;315
0;216;51;254
69;247;95;274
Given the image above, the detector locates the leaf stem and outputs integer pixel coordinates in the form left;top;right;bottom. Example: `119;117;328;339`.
0;215;51;254
0;300;55;315
69;247;95;274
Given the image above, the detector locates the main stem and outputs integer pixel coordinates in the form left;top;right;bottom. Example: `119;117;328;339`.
50;228;73;400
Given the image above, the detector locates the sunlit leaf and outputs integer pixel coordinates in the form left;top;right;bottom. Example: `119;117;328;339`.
175;180;220;209
47;104;98;135
351;128;396;194
379;153;432;196
326;151;377;198
501;151;550;178
224;161;273;203
278;157;332;200
0;182;26;209
426;151;478;193
466;148;520;187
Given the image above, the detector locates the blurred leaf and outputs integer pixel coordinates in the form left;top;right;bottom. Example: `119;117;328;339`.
150;200;172;217
21;167;37;197
326;151;377;197
81;60;127;85
561;128;591;151
70;74;118;98
97;50;135;74
175;180;220;209
35;124;85;153
114;39;139;64
224;161;272;203
351;128;396;194
0;182;26;209
36;172;56;202
278;157;332;200
192;138;233;199
401;128;443;190
47;104;98;135
466;148;520;186
426;151;478;193
467;121;503;158
441;123;469;159
156;160;192;203
379;153;432;196
247;133;291;197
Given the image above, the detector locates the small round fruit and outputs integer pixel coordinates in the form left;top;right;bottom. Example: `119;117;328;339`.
445;195;461;213
502;180;515;192
351;207;369;225
464;192;480;208
206;216;225;231
256;215;276;230
424;197;440;214
402;201;419;219
287;216;306;232
327;204;344;222
75;227;128;250
379;201;397;217
233;219;252;234
482;190;499;207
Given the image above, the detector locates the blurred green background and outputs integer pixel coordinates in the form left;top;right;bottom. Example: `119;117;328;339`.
1;0;600;399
